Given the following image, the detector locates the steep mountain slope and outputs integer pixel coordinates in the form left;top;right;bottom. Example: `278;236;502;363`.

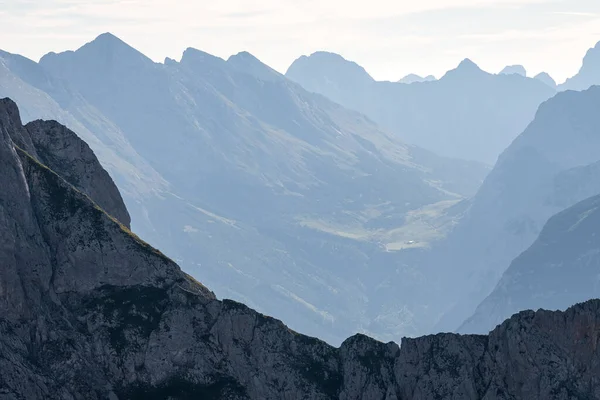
0;49;166;196
534;72;557;89
461;192;600;334
560;41;600;91
0;49;169;246
3;98;600;400
429;86;600;333
5;33;488;344
286;54;555;164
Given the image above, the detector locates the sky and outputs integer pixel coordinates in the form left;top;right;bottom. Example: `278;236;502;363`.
1;0;599;83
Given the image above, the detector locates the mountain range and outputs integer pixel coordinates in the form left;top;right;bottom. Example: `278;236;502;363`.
0;33;488;344
432;86;600;333
2;32;600;350
3;97;600;399
398;74;436;84
286;41;600;164
461;191;600;334
286;55;555;164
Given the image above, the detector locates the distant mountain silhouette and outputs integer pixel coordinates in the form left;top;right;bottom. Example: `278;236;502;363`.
286;54;555;164
534;72;557;88
1;33;489;344
398;73;436;84
227;51;282;81
429;86;600;333
499;65;526;77
460;191;600;334
560;41;600;91
285;51;374;101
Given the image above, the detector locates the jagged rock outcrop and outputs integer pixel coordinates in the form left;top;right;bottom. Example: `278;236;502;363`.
26;118;131;227
2;99;600;399
560;41;600;91
0;98;130;228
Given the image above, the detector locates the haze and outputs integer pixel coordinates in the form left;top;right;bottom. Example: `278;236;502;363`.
2;0;600;82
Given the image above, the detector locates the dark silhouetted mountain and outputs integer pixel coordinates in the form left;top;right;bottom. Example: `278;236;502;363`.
286;54;555;164
461;192;600;334
3;97;600;399
534;72;557;88
560;41;600;91
0;33;490;344
499;65;526;76
398;73;436;84
428;86;600;333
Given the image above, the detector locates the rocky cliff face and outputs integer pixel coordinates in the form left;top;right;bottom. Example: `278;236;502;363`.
2;99;600;399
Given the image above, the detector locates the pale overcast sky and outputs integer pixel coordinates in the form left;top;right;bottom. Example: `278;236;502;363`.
1;0;599;83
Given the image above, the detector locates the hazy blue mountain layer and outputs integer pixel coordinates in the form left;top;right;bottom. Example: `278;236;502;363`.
461;192;600;333
560;41;600;91
428;86;600;333
1;34;488;344
286;53;555;164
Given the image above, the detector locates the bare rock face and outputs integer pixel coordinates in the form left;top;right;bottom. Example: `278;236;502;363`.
25;118;131;228
2;97;600;399
0;98;130;228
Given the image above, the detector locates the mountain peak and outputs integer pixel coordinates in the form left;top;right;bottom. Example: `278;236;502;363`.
40;32;153;73
559;40;600;91
81;32;143;57
285;51;374;91
534;72;556;88
94;32;122;44
164;56;177;66
398;73;436;84
441;58;486;80
180;47;225;68
457;58;481;71
0;97;21;122
308;51;347;61
229;50;255;60
500;65;527;77
227;51;281;81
